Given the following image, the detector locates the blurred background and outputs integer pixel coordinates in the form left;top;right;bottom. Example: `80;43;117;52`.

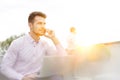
0;0;120;45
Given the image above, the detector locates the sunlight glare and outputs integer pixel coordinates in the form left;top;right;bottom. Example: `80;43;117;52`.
75;33;97;47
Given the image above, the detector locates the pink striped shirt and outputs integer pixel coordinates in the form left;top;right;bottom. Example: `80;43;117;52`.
0;34;67;80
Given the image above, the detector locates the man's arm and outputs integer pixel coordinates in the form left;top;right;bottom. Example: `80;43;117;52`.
0;41;24;80
44;29;67;56
51;37;67;56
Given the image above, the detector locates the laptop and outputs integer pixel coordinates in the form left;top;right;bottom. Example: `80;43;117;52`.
38;55;75;77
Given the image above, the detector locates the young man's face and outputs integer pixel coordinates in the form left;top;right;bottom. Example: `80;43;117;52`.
30;16;46;36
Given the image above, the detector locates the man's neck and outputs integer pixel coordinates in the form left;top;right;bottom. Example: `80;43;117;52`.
29;32;40;42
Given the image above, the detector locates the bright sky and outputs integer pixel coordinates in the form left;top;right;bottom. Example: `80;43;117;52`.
0;0;120;47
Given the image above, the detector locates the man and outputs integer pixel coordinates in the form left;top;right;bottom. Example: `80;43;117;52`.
0;11;67;80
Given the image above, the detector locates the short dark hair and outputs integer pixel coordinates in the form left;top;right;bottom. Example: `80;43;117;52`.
28;11;47;23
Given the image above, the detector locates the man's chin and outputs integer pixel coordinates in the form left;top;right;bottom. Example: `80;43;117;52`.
37;33;45;36
41;34;45;36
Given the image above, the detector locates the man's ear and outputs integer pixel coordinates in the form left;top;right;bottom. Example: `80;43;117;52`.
28;23;32;29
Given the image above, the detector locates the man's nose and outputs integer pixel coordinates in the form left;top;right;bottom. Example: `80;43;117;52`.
41;23;46;27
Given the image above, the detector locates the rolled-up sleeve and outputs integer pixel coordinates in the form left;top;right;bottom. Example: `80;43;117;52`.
45;42;67;56
0;41;24;80
55;44;67;56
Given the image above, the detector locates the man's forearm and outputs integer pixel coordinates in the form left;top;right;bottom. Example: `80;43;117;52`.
51;37;60;45
0;66;23;80
52;37;67;56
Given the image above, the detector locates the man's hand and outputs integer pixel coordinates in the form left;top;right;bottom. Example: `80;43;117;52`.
44;29;55;39
22;76;32;80
22;73;38;80
44;29;60;45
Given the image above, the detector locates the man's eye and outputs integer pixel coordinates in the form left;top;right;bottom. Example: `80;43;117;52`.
38;22;42;24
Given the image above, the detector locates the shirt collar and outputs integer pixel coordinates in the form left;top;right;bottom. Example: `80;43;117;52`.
26;33;40;44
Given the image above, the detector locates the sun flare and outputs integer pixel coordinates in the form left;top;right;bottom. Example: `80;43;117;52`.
75;34;97;47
